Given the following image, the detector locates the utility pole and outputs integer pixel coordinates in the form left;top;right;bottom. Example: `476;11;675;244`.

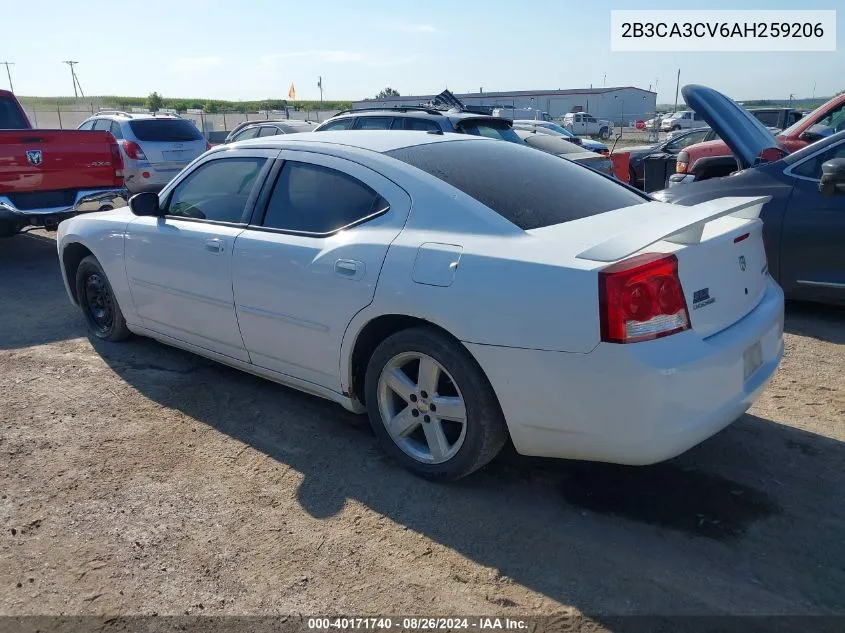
673;68;681;113
317;75;323;104
0;61;13;92
63;61;84;98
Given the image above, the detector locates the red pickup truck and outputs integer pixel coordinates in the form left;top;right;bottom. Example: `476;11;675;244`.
669;93;845;186
0;90;127;237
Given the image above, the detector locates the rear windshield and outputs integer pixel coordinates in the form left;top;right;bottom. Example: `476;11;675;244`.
0;96;29;129
386;140;646;230
457;120;522;144
128;119;203;142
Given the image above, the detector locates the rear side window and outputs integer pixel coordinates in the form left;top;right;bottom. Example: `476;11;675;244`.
261;161;388;234
458;121;522;143
258;126;282;137
0;96;28;129
93;119;111;131
128;119;203;142
78;120;95;131
386;140;646;230
752;111;781;128
109;121;124;139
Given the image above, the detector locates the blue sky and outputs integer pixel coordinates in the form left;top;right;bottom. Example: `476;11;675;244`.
3;0;842;102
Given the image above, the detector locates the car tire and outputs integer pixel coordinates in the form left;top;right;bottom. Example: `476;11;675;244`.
75;255;131;342
364;326;508;481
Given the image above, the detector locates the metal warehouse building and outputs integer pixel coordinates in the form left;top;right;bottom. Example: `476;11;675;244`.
353;87;657;125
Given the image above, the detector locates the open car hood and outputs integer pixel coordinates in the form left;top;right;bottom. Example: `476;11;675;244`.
682;84;784;170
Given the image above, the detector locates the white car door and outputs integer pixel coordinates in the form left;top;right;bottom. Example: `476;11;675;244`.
124;151;277;361
232;150;412;391
572;114;586;135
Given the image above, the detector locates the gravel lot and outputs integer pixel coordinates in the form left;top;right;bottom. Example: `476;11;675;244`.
1;231;843;628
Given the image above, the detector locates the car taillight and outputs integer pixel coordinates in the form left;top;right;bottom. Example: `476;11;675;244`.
599;148;610;156
675;151;689;173
599;253;690;344
122;140;147;160
109;142;124;182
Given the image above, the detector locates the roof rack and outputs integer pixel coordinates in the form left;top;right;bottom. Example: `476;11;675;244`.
330;106;445;118
96;109;134;117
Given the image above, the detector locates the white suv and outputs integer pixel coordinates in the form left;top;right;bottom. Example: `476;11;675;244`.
79;112;209;193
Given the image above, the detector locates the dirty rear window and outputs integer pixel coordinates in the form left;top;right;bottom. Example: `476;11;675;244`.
0;96;29;129
386;139;646;230
128;119;203;142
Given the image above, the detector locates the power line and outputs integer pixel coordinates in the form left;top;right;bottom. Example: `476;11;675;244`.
0;61;13;92
62;60;84;98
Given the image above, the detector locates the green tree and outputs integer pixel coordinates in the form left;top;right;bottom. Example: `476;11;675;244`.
146;91;164;111
204;101;219;113
376;87;400;99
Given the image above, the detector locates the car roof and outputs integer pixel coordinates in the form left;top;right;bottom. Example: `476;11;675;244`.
241;119;317;127
328;109;499;122
221;130;486;154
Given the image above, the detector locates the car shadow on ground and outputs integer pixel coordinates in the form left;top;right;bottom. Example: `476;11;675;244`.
92;332;845;622
784;301;845;345
0;232;86;350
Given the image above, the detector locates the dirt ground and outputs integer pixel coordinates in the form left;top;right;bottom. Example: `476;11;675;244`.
1;232;843;629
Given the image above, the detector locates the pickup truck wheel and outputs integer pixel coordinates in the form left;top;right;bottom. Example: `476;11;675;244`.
75;255;131;342
599;127;610;140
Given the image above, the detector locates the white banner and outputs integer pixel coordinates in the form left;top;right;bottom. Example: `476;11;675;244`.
610;10;836;52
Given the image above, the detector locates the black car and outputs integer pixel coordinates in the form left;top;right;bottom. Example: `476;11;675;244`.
314;106;523;143
653;85;845;305
622;127;718;190
224;119;318;144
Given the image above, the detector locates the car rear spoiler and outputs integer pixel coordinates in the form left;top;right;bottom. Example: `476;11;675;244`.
576;196;771;262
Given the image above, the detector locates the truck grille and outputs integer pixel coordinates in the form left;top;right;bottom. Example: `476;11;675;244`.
7;190;77;211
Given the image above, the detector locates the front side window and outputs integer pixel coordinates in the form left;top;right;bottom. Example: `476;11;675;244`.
261;161;387;234
793;141;845;180
166;157;266;223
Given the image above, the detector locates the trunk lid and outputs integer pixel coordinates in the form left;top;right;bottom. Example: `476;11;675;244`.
682;84;784;170
562;196;771;338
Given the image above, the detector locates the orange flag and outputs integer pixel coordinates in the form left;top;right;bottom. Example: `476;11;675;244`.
288;83;296;100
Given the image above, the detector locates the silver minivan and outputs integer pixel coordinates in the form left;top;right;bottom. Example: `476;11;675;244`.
79;112;209;193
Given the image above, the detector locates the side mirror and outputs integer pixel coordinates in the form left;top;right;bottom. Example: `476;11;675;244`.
819;158;845;196
800;124;833;144
129;192;163;217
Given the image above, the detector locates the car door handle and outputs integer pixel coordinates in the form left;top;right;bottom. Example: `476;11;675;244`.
334;259;365;279
205;238;224;253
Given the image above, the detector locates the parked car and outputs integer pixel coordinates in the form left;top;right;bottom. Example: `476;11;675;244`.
492;107;552;122
78;111;209;194
563;112;613;139
619;127;718;189
660;110;709;132
748;107;803;132
57;130;783;480
314;106;523;143
670;93;845;185
512;120;609;154
513;129;614;176
223;119;318;144
0;90;127;238
653;85;845;305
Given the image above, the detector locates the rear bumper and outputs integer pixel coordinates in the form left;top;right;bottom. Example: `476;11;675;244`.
465;278;785;465
124;163;187;192
0;188;128;233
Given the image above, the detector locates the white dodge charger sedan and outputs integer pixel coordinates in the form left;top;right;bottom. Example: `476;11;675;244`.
57;131;785;480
